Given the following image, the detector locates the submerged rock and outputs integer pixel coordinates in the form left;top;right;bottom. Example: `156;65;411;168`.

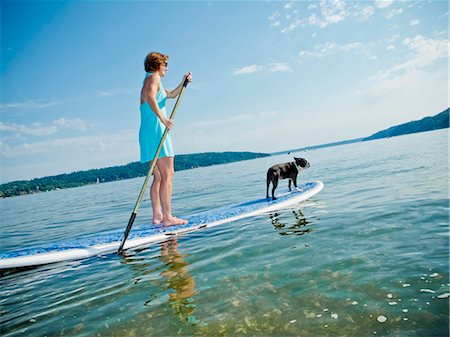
377;315;388;323
437;293;450;299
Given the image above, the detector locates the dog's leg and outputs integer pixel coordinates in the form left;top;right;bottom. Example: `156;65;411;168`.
288;179;292;191
293;175;302;192
266;177;270;199
272;176;278;200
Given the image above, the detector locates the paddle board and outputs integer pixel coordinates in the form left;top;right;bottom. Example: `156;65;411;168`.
0;181;324;269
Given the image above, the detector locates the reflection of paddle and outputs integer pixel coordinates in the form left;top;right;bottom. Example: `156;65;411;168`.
118;78;189;254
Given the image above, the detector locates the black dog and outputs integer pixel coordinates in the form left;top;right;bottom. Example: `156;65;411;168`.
266;157;310;200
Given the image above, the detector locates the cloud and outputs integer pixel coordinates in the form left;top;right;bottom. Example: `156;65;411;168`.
374;0;393;9
0;118;90;137
1;129;138;182
0;122;58;136
358;6;375;21
316;0;348;27
268;10;280;25
234;63;291;75
1;129;134;158
363;35;449;96
284;2;294;10
409;19;419;26
396;35;448;72
53;118;89;131
303;0;351;29
0;100;59;110
97;88;134;97
234;65;263;75
269;0;405;33
268;63;291;72
386;8;403;19
281;19;303;33
299;41;364;59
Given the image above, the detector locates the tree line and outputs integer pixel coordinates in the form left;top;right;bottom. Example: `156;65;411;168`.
0;152;270;198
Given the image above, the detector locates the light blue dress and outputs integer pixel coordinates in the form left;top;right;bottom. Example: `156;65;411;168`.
139;72;174;163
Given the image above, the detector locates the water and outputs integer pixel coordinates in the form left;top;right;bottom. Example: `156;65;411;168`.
1;129;448;337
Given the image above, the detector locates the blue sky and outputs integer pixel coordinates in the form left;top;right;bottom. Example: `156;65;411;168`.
1;0;448;183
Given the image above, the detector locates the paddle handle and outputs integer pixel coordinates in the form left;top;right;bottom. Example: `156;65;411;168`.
118;78;189;254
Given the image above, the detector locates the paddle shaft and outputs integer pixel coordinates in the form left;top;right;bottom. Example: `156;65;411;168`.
118;78;189;254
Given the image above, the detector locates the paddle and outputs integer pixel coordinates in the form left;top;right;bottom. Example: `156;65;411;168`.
117;77;190;254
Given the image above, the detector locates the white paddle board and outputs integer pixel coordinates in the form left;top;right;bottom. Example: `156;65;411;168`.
0;181;324;269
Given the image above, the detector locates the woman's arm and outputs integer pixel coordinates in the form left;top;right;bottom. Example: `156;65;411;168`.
165;72;192;98
146;75;173;129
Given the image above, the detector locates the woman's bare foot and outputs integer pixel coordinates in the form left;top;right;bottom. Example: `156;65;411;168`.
163;216;188;227
153;213;163;225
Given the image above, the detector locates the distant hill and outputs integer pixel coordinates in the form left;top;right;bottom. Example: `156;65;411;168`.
364;108;449;141
271;138;364;156
273;108;449;155
0;151;270;198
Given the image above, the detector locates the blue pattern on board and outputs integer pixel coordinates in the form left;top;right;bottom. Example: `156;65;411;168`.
1;182;318;259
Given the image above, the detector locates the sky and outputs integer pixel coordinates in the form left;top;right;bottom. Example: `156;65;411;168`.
1;0;448;183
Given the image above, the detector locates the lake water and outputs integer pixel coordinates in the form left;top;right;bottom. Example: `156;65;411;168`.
1;129;448;337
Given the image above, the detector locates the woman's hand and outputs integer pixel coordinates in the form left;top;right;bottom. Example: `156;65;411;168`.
183;72;193;83
162;118;173;130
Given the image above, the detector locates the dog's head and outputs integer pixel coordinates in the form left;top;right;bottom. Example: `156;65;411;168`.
294;157;310;170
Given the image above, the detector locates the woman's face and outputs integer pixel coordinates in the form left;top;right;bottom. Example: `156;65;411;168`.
158;61;168;77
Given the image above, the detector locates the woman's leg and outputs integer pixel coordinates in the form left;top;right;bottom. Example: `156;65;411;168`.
156;156;188;226
150;164;163;224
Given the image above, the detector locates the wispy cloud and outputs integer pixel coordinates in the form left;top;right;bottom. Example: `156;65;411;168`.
281;19;303;33
386;8;403;19
96;88;135;97
268;63;291;73
1;129;134;158
269;0;406;33
0;100;59;110
0;118;90;137
1;129;138;183
234;63;291;75
374;0;393;9
313;0;348;28
393;35;448;73
0;122;58;136
357;6;375;21
409;19;419;26
268;10;281;27
234;65;263;75
364;35;449;96
299;41;365;59
53;118;90;131
1;88;135;112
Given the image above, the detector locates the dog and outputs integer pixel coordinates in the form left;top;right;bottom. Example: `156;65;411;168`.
266;157;310;200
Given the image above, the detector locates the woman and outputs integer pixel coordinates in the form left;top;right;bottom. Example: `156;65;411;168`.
139;51;192;226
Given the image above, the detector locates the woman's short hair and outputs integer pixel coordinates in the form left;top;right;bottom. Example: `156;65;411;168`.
144;52;169;73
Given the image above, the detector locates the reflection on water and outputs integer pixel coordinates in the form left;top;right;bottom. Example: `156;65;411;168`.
0;130;448;336
159;238;198;325
269;209;314;236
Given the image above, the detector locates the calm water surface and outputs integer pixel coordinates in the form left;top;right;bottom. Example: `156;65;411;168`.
1;130;449;336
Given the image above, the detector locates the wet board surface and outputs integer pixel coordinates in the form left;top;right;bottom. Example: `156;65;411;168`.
0;181;324;269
